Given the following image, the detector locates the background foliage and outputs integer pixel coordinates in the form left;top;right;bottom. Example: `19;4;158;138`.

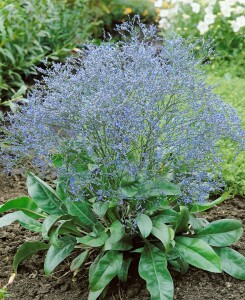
207;74;245;196
88;0;157;38
0;0;92;105
156;0;245;77
0;0;157;106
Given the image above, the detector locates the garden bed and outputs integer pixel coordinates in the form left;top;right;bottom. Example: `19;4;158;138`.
1;165;244;300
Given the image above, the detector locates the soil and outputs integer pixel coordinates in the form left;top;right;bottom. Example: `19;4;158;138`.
0;165;245;300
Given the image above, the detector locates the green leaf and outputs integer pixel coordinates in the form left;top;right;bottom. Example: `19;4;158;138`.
175;237;222;273
131;247;144;253
42;214;65;239
70;250;90;272
56;182;98;228
93;202;109;217
137;214;152;238
167;247;180;261
118;257;132;282
77;231;109;247
145;178;181;196
89;250;123;291
0;211;42;232
41;214;74;240
138;243;174;300
195;219;243;247
27;173;66;215
65;200;98;228
151;218;174;252
49;220;80;247
153;209;179;224
88;287;107;300
104;221;125;250
168;257;189;274
106;238;132;251
175;206;189;233
89;253;104;283
52;154;64;168
44;236;76;275
56;182;67;200
120;179;141;198
0;196;44;219
191;191;230;213
214;247;245;280
58;220;81;236
11;85;27;99
189;215;209;231
13;241;49;273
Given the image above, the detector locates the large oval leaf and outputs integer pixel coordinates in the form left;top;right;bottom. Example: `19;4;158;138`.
168;257;189;275
42;214;64;239
195;219;243;247
139;243;174;300
189;215;209;231
0;211;42;232
27;173;66;214
56;182;99;228
152;218;174;252
104;221;125;250
153;210;179;224
13;241;49;273
175;206;189;233
93;202;109;218
41;214;72;240
49;220;80;247
191;191;230;213
137;214;152;238
66;201;98;228
176;237;222;273
146;178;181;196
44;236;76;275
214;247;245;280
89;250;123;291
70;250;90;272
77;231;109;247
118;257;132;282
0;196;44;219
88;287;107;300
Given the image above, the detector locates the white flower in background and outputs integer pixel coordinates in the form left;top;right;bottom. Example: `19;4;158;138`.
219;1;232;17
231;21;240;32
172;4;180;14
197;21;209;35
231;15;245;32
155;0;163;7
183;14;190;19
205;5;214;14
191;2;201;13
229;0;238;5
234;5;245;14
238;0;245;4
204;13;216;25
159;18;171;29
160;9;169;17
181;0;193;4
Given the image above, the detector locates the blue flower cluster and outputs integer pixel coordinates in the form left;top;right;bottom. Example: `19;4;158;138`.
1;17;244;204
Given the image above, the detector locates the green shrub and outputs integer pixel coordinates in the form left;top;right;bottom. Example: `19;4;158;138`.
0;0;91;105
1;19;245;299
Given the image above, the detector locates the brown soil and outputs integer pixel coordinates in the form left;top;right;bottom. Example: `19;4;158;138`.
0;166;245;300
